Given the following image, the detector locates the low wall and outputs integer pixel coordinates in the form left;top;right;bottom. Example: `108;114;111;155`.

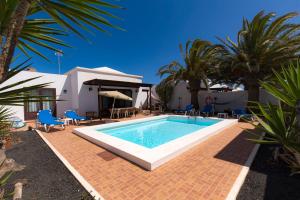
198;91;248;112
168;82;278;111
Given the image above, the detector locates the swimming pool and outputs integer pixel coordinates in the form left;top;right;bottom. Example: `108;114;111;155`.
99;117;221;148
73;115;237;170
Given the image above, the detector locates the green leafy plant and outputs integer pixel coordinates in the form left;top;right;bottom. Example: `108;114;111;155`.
0;60;51;139
0;60;52;198
0;1;124;197
0;60;50;106
158;39;223;109
217;11;300;106
0;106;12;140
155;79;173;111
0;0;123;81
260;64;300;108
249;62;300;174
1;0;69;60
0;171;14;199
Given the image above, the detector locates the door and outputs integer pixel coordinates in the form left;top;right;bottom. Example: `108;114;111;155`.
24;88;56;120
99;88;133;117
142;89;149;109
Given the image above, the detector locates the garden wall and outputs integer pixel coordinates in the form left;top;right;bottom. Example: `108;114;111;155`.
168;81;278;111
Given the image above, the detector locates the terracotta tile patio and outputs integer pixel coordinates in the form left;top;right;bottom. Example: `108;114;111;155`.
31;115;258;200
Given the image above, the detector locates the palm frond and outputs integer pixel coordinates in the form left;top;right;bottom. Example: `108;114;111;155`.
0;60;51;106
0;0;123;60
219;11;300;82
260;62;300;107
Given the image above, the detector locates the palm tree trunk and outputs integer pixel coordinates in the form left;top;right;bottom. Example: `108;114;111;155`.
189;80;201;109
0;0;33;82
190;89;200;109
246;80;260;108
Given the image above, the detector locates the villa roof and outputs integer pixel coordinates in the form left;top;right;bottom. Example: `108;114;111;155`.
92;67;127;75
66;66;143;79
84;79;152;88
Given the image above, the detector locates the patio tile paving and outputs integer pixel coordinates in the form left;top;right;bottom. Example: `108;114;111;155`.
30;116;258;200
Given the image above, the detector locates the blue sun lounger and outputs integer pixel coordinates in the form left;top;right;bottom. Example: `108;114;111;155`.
37;110;64;132
201;104;213;117
232;108;253;120
64;110;87;125
174;104;194;115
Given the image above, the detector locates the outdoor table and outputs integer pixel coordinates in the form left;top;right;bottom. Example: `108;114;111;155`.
63;118;73;125
217;112;228;118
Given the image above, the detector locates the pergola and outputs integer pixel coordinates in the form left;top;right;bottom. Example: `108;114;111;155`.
83;79;153;118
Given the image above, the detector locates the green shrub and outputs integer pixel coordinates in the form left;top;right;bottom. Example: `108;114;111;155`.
155;79;173;111
250;63;300;175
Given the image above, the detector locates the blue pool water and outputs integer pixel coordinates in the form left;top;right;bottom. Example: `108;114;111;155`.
98;116;221;148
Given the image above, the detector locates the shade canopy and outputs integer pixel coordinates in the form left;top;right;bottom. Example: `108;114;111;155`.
99;91;132;101
84;79;152;88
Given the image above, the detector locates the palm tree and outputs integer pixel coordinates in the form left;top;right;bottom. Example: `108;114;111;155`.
0;59;51;197
0;0;123;81
158;39;223;109
155;79;174;111
0;1;123;193
218;11;300;105
250;63;300;174
0;59;51;137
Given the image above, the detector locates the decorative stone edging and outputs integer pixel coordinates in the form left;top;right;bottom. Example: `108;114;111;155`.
225;133;265;200
34;129;104;200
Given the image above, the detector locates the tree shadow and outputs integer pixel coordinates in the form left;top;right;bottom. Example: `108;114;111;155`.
214;127;260;166
97;151;117;161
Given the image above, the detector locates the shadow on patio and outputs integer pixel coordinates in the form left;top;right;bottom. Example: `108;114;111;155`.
214;123;261;166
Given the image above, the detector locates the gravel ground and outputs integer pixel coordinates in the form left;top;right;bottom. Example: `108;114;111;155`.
4;131;93;200
237;145;300;200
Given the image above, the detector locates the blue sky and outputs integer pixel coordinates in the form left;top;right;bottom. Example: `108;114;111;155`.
18;0;300;83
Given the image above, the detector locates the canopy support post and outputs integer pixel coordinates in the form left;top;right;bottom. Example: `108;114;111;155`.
110;98;116;119
149;86;152;113
98;84;102;120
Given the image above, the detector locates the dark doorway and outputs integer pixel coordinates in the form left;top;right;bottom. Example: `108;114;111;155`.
83;78;153;118
24;88;56;120
99;88;133;117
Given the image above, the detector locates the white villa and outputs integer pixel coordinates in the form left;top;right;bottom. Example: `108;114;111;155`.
2;65;278;122
4;66;152;121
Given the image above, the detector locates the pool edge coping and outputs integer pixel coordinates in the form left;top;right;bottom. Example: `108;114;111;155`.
34;128;104;200
73;115;238;170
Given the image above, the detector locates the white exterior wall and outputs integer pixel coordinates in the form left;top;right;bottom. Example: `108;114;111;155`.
259;88;279;105
134;87;151;109
169;81;278;111
65;68;148;116
168;81;190;110
198;91;248;112
1;67;149;121
1;71;72;120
